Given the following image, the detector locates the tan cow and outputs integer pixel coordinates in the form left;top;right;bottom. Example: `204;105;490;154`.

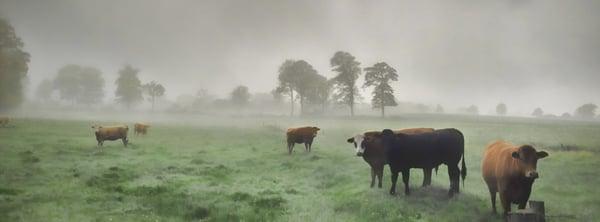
0;117;9;127
286;126;320;154
134;123;150;136
92;124;129;147
347;128;435;188
481;140;548;215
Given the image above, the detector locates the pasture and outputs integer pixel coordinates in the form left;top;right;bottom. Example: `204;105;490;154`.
1;115;599;221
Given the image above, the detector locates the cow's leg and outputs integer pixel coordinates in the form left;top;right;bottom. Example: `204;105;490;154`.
288;142;294;155
422;168;432;187
489;189;497;214
389;170;398;195
402;169;411;195
308;141;312;152
376;165;384;188
447;165;460;196
122;137;128;147
499;191;511;216
370;168;375;188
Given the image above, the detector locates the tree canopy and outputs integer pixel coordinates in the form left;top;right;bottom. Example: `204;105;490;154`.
0;18;30;111
142;81;165;111
496;103;507;116
115;65;143;109
363;62;398;117
53;65;104;106
231;85;251;107
276;59;328;116
330;51;361;116
575;103;597;119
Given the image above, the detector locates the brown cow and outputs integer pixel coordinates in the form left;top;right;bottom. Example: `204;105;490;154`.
481;140;548;215
0;117;9;127
92;125;129;147
134;123;150;136
346;128;435;188
286;126;320;154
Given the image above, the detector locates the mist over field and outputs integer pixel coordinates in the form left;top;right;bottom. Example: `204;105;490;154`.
1;1;600;222
1;0;599;117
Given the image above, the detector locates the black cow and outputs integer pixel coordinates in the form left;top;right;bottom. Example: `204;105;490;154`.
381;128;466;197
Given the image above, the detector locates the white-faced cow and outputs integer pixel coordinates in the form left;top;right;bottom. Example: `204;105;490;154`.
346;128;435;188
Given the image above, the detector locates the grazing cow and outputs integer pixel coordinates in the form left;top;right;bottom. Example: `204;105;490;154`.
481;140;548;215
381;128;466;197
346;128;435;188
92;125;129;147
134;123;150;136
286;126;320;154
0;117;9;127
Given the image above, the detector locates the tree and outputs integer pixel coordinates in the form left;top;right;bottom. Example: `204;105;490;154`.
275;60;324;116
466;105;479;115
35;79;54;103
231;85;250;108
363;62;398;117
142;81;165;112
532;107;544;117
303;72;330;114
496;103;507;116
78;67;104;106
53;65;104;106
115;65;143;109
575;103;597;119
561;112;571;118
435;104;444;113
0;18;30;111
330;51;361;116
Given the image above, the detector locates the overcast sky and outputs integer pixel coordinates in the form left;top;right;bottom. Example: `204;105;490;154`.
1;0;599;115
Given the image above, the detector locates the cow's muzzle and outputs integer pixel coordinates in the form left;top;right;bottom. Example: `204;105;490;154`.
356;152;363;157
526;171;539;179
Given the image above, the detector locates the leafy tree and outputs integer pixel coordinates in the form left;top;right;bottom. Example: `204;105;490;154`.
35;79;54;103
78;67;104;106
561;112;571;118
532;107;544;117
330;51;361;116
575;103;597;119
142;81;165;112
231;85;250;108
115;65;143;109
435;104;444;113
496;103;507;116
53;65;104;106
275;60;325;116
0;18;30;111
363;62;398;117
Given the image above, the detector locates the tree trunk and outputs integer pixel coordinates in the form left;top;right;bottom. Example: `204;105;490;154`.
290;89;294;117
349;90;354;117
300;96;304;116
381;105;385;118
151;95;155;112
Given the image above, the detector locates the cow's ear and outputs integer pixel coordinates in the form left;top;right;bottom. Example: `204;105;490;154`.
347;138;354;143
537;151;548;159
511;151;520;159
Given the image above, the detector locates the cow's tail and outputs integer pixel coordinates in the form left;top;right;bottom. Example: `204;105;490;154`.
460;152;467;187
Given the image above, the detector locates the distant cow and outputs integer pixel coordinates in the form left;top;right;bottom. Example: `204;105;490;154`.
134;123;150;136
92;125;129;147
381;128;466;196
481;140;548;215
346;128;435;188
0;117;9;127
286;126;320;154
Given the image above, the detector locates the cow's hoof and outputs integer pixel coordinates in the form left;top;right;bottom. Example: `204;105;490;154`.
389;190;396;195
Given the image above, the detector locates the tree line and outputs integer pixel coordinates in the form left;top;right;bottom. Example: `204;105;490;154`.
36;64;165;111
275;51;399;117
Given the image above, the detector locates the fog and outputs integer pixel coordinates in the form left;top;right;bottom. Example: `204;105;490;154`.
1;0;599;116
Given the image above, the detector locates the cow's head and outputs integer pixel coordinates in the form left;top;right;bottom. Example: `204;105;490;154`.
312;127;320;136
347;134;368;156
511;145;549;179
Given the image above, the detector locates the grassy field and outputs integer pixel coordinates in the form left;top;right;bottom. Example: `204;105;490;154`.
1;115;599;222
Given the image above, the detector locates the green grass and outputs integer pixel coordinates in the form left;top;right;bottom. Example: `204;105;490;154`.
1;115;599;221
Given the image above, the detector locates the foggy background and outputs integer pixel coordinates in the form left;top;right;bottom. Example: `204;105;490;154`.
1;0;599;116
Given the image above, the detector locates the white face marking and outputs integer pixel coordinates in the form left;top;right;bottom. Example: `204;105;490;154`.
353;134;366;155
